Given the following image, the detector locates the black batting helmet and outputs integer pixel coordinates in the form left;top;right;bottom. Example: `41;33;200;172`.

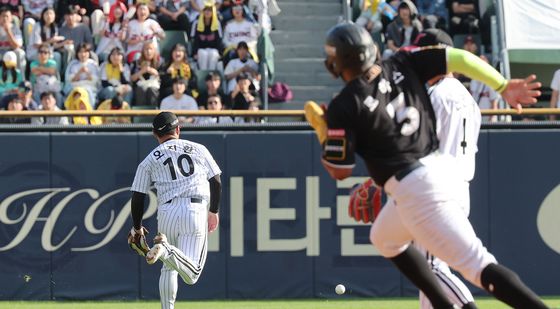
324;23;377;79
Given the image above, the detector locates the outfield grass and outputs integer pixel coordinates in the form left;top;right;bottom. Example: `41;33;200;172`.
2;298;560;309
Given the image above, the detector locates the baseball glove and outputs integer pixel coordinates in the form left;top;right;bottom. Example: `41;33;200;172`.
127;226;150;256
348;179;383;223
304;101;327;144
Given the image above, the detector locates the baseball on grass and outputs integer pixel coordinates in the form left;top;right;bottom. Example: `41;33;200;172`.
335;284;346;295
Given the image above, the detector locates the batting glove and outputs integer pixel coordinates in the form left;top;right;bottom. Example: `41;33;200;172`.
127;226;150;256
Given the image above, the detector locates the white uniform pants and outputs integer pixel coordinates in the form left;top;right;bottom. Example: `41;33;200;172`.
370;154;497;288
157;197;208;309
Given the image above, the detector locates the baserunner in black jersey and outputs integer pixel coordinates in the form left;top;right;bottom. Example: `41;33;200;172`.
307;23;546;309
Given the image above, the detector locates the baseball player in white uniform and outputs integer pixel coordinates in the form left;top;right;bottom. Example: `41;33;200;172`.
128;111;222;309
414;29;480;309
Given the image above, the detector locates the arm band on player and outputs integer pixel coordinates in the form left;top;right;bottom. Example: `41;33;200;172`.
447;48;508;93
209;175;222;214
131;191;146;230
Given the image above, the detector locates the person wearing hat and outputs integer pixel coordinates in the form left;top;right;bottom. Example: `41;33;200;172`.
191;1;223;71
96;94;132;124
128;111;222;309
0;51;23;98
0;7;26;76
223;41;259;93
17;80;39;110
160;77;198;124
31;91;70;125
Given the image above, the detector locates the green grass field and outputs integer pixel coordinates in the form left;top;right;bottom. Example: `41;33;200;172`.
2;298;560;309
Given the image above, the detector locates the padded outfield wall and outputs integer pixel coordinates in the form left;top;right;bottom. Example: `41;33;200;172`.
0;130;559;300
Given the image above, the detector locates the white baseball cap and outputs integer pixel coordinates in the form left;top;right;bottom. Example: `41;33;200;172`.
3;51;17;68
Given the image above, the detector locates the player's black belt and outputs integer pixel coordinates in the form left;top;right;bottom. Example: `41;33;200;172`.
394;161;424;181
165;197;203;204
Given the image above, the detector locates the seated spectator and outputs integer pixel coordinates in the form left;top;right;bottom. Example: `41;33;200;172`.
220;0;255;25
31;91;69;125
223;41;259;93
470;57;499;122
55;0;99;25
383;0;422;59
59;6;95;65
191;1;223;71
17;80;39;110
157;0;190;34
230;72;259;122
197;71;228;109
0;0;23;27
95;1;128;61
448;0;479;36
462;34;478;54
160;77;198;123
160;43;194;101
27;7;65;68
64;87;102;124
130;41;162;106
195;94;233;124
126;3;165;63
0;51;23;97
96;95;132;124
550;68;560;121
0;94;30;123
416;0;448;30
99;47;132;103
0;7;26;76
355;0;383;35
222;2;259;61
22;0;54;46
30;44;63;107
64;43;100;106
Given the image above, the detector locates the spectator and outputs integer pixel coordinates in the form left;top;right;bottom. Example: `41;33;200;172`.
222;2;259;60
448;0;479;36
197;71;228;109
248;0;271;33
64;87;102;124
220;0;255;25
130;41;162;106
31;90;69;125
59;5;95;64
416;0;448;30
29;44;62;107
191;1;223;71
55;0;99;25
0;94;30;123
0;0;23;27
355;0;383;35
99;46;132;103
223;41;258;93
383;0;422;59
0;51;23;97
0;7;26;75
95;1;128;61
22;0;54;46
160;77;198;123
462;34;478;55
17;80;39;110
549;68;560;121
64;43;100;106
160;43;194;101
230;72;259;123
157;0;190;34
96;95;132;124
27;6;65;67
195;94;233;124
126;3;165;63
470;57;499;122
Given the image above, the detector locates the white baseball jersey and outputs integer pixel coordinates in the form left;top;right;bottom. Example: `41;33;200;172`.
131;139;221;205
429;77;481;182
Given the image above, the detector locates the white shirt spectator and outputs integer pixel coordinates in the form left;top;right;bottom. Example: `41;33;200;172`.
126;18;164;55
161;93;198;110
223;18;258;50
223;57;259;93
550;69;560;108
0;23;22;52
469;79;500;122
22;0;53;17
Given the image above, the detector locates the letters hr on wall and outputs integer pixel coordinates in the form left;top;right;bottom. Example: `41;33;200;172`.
0;177;382;257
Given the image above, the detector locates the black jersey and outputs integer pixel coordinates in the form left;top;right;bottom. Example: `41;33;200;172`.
322;47;448;186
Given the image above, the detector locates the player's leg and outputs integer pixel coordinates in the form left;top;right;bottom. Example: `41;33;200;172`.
371;200;457;309
387;156;547;309
159;267;178;309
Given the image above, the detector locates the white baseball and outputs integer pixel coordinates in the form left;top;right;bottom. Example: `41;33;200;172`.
335;284;346;295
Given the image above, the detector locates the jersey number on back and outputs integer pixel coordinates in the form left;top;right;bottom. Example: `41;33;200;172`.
163;154;194;180
386;93;420;136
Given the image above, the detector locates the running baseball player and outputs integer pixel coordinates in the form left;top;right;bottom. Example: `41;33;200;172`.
128;111;222;309
306;23;546;309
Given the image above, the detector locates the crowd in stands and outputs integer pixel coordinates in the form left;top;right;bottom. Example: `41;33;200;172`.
0;0;271;124
356;0;501;121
